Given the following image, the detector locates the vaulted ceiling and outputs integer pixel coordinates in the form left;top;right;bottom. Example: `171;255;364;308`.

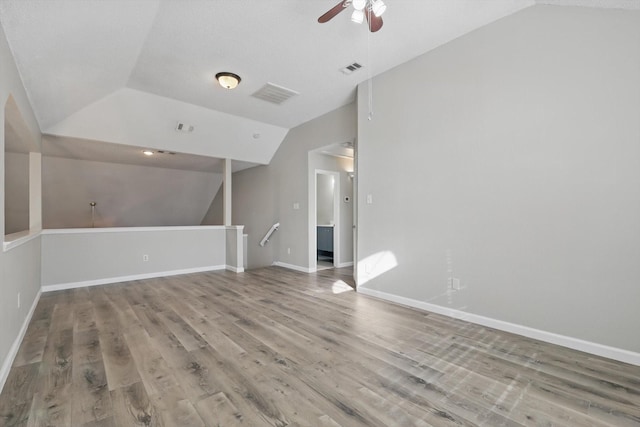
1;0;638;167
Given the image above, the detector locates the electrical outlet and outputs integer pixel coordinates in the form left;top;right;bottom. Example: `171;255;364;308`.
17;292;21;309
287;248;291;255
143;254;149;262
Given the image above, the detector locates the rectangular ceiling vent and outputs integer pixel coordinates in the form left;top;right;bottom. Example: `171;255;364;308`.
340;62;363;75
175;122;194;133
252;83;299;105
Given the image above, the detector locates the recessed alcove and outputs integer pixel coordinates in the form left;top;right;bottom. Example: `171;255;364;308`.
4;95;32;236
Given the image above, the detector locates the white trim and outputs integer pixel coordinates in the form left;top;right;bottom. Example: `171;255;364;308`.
3;229;41;252
337;261;354;268
358;287;640;366
273;261;316;274
225;225;245;231
42;226;228;235
226;265;245;273
0;290;41;394
42;265;226;292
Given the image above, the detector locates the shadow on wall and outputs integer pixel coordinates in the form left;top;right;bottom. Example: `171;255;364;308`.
41;156;224;228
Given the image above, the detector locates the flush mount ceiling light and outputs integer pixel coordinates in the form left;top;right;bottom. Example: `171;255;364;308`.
351;9;364;24
318;0;386;32
371;0;386;17
215;72;241;89
142;150;154;156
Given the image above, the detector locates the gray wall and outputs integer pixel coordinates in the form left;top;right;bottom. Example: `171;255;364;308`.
0;21;42;389
224;226;244;272
42;156;222;228
233;103;356;269
4;152;29;234
357;6;640;353
41;227;226;288
201;186;224;225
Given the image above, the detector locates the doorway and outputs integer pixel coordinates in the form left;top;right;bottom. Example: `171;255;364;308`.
307;142;354;274
315;170;340;270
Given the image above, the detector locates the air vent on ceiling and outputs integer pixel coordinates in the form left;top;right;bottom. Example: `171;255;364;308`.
340;62;363;75
175;122;194;133
251;83;299;105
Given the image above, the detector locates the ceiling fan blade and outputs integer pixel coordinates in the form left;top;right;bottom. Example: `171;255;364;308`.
365;9;383;32
318;1;349;23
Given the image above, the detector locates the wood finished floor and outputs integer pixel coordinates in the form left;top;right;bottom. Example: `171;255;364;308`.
1;266;638;426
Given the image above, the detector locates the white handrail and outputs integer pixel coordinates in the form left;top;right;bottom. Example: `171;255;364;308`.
260;222;280;247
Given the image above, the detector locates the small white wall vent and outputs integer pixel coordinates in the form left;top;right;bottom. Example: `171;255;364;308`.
340;62;363;75
251;83;299;105
175;122;194;133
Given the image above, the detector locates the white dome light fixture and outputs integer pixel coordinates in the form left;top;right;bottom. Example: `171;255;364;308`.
215;72;241;89
350;0;387;27
352;0;367;11
351;9;364;24
371;0;386;17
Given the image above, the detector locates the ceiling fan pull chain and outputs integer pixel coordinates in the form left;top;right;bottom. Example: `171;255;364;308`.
367;5;374;121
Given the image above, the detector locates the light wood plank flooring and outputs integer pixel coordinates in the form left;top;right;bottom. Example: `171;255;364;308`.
0;267;638;426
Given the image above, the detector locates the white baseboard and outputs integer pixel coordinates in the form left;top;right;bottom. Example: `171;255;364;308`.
274;261;353;273
358;287;640;366
273;261;315;273
41;265;226;292
0;289;41;394
226;265;245;273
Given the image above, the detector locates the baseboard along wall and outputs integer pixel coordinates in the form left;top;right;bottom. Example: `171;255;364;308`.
357;287;640;367
41;265;227;292
0;290;41;394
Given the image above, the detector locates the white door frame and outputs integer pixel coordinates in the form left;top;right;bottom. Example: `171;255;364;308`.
309;169;341;272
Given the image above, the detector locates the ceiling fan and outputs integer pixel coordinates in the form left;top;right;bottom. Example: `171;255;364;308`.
318;0;387;33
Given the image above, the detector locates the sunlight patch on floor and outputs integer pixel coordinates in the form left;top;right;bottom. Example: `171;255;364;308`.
332;280;354;294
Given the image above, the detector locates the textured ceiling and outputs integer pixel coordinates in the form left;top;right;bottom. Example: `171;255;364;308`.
1;0;638;165
537;0;640;8
0;0;538;131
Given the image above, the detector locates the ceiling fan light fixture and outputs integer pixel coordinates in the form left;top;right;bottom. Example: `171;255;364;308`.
371;0;386;17
351;9;364;24
352;0;367;11
215;72;241;89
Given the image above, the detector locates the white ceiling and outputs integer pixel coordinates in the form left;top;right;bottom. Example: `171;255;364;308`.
0;0;538;130
1;0;639;169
